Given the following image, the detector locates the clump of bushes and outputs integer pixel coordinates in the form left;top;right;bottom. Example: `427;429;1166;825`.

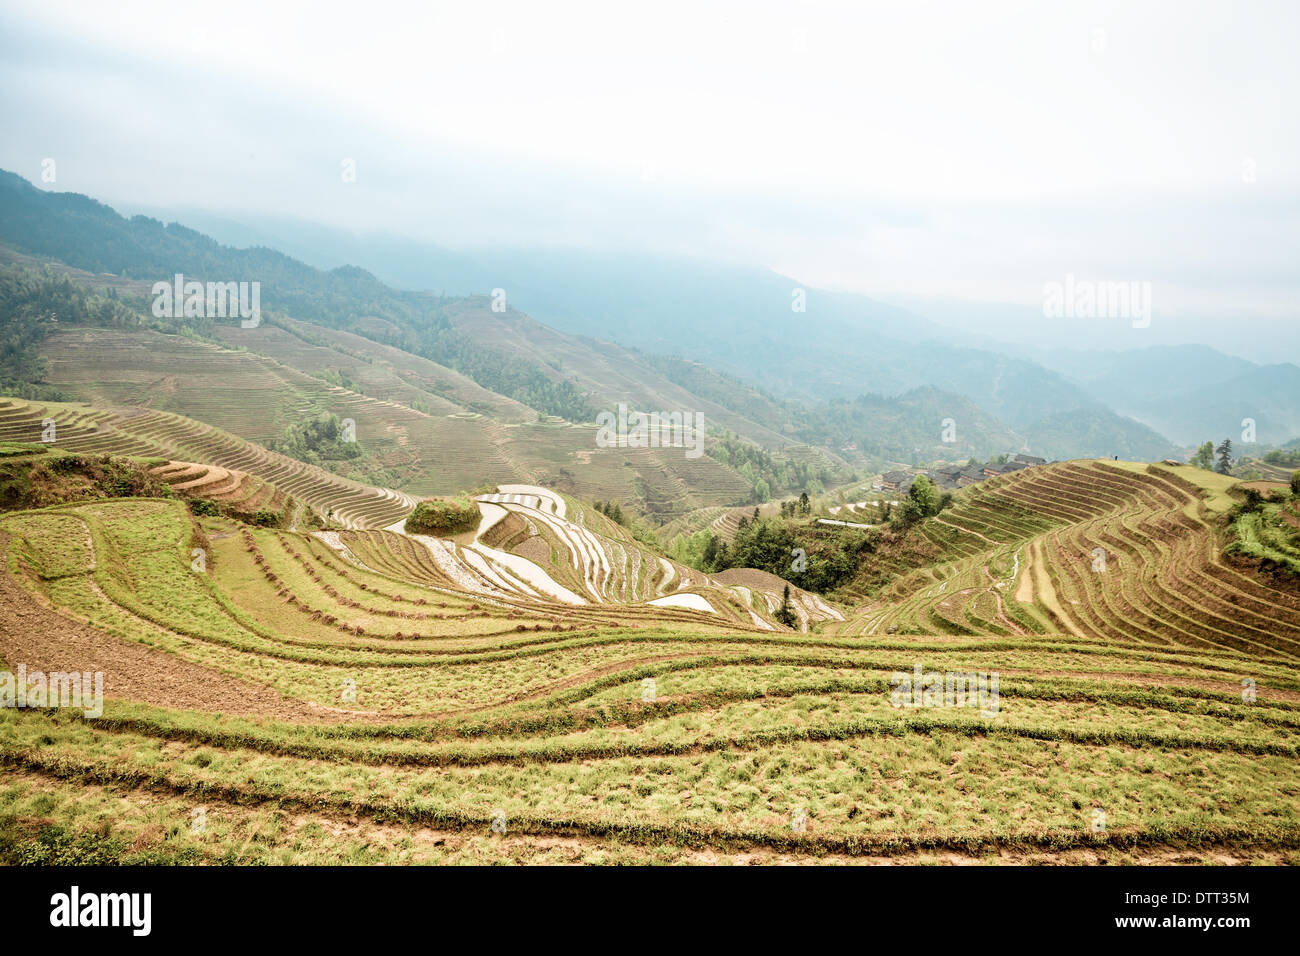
268;412;362;464
0;453;172;511
404;495;480;536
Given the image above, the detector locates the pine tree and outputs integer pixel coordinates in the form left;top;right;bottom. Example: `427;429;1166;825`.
775;584;797;628
1215;439;1233;475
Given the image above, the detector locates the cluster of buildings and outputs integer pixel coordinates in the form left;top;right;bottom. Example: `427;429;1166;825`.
874;453;1049;494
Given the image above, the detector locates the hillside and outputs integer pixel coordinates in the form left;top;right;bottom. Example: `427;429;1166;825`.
0;170;1183;473
1034;345;1300;447
1;447;1297;864
831;460;1300;664
136;216;1127;426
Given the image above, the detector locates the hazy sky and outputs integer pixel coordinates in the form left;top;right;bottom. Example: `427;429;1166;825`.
1;0;1297;349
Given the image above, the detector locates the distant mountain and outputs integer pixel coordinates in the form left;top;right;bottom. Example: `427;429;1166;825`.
113;205;1117;428
1021;407;1179;461
893;294;1300;367
1030;345;1300;446
0;169;1181;475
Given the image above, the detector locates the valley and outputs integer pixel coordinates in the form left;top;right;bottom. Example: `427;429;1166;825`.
0;171;1297;869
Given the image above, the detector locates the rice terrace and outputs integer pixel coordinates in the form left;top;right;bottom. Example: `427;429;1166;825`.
1;390;1297;866
1;1;1298;894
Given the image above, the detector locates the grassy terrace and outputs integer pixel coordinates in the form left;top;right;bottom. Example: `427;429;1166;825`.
842;462;1300;661
1;458;1299;863
0;398;415;528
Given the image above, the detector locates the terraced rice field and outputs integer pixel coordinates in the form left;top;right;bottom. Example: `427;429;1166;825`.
838;462;1300;662
1;457;1297;864
0;398;417;529
36;331;767;509
1245;460;1296;483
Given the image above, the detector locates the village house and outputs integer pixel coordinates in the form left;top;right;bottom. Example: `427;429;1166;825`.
879;470;915;493
983;461;1028;478
927;466;964;489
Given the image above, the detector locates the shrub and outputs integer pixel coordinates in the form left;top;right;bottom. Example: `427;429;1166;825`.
404;496;480;536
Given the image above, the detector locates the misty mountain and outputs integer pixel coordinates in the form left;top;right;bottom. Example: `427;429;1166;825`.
1029;345;1300;446
0;169;1180;466
115;206;1115;429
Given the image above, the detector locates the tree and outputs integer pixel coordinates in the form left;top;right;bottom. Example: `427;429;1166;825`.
907;474;938;517
798;491;810;515
1291;470;1300;496
775;584;797;628
701;533;720;571
1215;439;1233;475
1190;441;1214;470
894;497;923;526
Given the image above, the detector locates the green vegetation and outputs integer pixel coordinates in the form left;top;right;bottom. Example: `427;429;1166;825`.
267;412;362;465
707;432;833;503
1226;482;1300;576
0;441;45;457
672;477;952;595
404;496;480;536
671;509;872;594
1216;438;1234;475
891;474;952;528
1265;446;1300;469
0;452;172;512
0;265;164;399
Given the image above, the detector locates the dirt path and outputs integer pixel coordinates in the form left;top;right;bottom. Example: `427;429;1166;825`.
1014;541;1035;602
1020;540;1087;638
933;515;999;545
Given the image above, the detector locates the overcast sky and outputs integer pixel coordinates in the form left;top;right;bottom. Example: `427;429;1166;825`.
1;0;1297;352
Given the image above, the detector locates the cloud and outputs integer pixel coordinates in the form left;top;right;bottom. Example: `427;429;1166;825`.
0;0;1296;343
